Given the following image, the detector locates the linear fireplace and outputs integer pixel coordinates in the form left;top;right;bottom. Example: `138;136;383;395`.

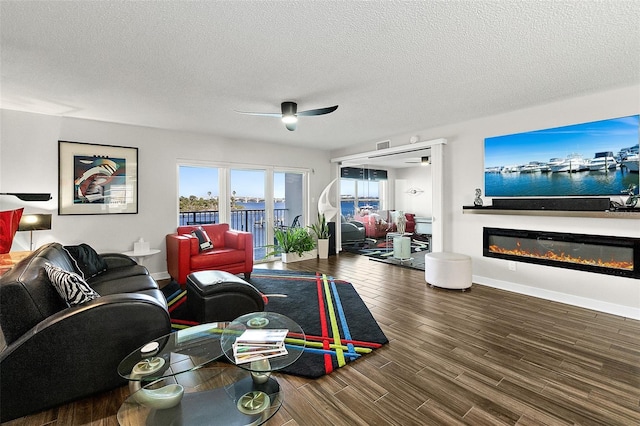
483;227;640;279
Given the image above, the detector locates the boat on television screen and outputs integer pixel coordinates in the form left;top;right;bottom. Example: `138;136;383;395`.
550;153;589;173
588;151;618;171
621;153;639;172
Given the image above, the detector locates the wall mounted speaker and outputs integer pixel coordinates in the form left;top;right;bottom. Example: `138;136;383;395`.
492;198;610;211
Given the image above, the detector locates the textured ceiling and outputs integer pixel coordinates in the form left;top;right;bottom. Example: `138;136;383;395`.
1;1;638;151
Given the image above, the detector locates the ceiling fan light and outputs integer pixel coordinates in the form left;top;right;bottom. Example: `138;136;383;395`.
282;115;298;124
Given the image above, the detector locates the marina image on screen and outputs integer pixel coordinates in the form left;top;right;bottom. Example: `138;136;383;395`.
484;115;639;197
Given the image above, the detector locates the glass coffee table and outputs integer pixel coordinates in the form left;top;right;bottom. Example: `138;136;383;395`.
118;322;229;383
117;314;305;425
220;312;306;384
117;364;283;426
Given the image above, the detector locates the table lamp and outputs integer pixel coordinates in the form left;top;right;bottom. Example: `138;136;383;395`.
18;214;52;251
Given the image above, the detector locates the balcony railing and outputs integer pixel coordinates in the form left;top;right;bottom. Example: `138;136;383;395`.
179;209;289;257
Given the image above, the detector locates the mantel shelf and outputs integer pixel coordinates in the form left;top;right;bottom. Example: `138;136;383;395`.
462;206;640;219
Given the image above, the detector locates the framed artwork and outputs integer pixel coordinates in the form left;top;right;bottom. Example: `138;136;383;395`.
484;115;639;197
58;141;138;215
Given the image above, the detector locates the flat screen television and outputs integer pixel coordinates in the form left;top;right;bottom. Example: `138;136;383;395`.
484;115;639;197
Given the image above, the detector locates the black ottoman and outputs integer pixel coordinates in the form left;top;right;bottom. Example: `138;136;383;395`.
186;270;264;323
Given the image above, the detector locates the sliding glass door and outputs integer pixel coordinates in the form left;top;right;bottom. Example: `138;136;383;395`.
179;163;307;262
229;168;267;258
229;168;305;261
275;171;304;229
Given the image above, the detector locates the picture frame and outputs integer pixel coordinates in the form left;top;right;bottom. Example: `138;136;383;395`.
484;114;639;197
58;140;138;215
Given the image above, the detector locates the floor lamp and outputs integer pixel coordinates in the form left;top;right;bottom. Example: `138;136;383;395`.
18;214;52;251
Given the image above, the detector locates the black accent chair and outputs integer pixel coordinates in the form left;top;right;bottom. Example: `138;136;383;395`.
0;243;171;422
341;215;366;247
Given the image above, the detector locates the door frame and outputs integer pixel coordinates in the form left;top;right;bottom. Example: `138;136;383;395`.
330;138;447;252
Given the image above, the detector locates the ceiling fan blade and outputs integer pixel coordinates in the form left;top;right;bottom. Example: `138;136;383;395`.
236;102;336;132
297;105;338;116
234;111;282;117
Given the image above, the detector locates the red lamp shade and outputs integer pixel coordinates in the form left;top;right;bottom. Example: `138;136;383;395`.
0;208;24;254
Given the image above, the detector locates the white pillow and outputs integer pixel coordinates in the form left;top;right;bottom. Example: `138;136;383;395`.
45;263;100;306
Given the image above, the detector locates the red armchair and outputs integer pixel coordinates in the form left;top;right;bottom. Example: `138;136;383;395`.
404;213;416;233
166;224;253;285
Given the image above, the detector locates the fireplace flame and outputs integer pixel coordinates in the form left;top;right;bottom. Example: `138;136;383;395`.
489;244;633;270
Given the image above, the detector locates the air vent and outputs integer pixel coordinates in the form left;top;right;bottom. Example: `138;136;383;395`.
376;140;390;150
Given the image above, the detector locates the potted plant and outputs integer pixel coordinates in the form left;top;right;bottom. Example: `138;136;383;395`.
309;212;331;259
266;226;317;263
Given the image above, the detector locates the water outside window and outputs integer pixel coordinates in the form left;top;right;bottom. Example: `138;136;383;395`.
179;165;305;262
179;166;220;225
340;175;382;219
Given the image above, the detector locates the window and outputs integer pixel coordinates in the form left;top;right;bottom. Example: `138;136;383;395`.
179;164;308;261
340;166;387;219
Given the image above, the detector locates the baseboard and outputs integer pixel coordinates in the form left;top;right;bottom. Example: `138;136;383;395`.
472;275;640;320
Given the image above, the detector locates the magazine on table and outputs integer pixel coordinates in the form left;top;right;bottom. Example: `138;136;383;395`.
235;328;289;345
233;328;289;364
233;345;288;364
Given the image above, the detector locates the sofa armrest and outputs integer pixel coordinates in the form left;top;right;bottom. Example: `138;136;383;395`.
0;293;170;422
350;220;365;229
166;233;196;285
101;252;138;269
224;230;253;273
224;229;247;250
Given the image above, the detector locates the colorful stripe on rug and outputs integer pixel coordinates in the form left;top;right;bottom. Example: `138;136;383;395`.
163;269;388;378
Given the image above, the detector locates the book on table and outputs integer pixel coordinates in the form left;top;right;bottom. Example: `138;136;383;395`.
233;328;289;364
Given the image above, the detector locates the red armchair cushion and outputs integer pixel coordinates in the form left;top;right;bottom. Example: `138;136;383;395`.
191;248;247;270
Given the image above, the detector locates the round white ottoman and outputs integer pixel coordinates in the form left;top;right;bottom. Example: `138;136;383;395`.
424;252;472;290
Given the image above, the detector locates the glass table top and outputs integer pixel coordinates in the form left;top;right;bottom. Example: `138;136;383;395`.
220;312;306;373
117;363;282;426
118;322;229;381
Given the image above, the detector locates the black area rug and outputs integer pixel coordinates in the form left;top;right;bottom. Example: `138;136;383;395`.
162;270;388;379
366;250;427;271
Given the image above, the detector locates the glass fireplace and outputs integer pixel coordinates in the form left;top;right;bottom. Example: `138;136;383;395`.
483;227;640;279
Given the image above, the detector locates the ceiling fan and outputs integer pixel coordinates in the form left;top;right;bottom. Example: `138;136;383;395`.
235;101;338;131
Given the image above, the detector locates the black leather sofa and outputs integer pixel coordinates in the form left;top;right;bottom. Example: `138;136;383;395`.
0;243;171;422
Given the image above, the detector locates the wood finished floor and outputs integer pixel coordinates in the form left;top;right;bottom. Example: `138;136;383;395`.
5;253;640;425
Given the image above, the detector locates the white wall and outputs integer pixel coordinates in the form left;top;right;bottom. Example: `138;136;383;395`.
332;85;640;319
395;166;432;217
0;110;332;279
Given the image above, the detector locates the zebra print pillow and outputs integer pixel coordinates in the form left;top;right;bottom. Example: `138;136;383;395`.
45;263;100;306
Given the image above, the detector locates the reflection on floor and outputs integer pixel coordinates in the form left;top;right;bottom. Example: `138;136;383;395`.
343;234;430;271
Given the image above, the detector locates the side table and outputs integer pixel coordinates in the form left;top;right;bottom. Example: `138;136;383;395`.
386;232;413;261
121;248;161;265
393;236;412;260
385;232;402;254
